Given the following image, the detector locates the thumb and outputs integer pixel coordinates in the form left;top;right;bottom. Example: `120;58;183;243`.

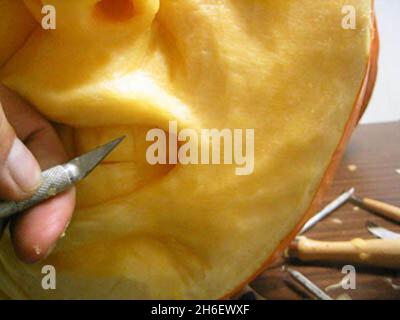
0;104;42;200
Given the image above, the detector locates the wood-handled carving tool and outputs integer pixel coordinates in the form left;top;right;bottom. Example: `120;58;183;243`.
287;236;400;269
366;221;400;240
350;194;400;223
299;188;355;234
285;267;333;300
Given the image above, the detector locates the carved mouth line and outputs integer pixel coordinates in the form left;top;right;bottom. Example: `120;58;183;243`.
66;124;176;210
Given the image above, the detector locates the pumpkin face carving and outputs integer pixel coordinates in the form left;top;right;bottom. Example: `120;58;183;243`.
0;0;377;299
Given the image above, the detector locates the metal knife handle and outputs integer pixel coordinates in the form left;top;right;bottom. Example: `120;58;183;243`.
0;165;73;219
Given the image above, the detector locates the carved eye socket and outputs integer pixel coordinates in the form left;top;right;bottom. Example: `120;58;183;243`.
95;0;136;22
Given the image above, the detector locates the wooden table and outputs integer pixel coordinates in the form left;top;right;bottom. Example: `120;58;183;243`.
251;122;400;300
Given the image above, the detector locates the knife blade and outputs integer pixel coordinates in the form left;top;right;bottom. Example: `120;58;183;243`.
299;188;355;234
286;267;333;300
366;221;400;240
0;136;125;220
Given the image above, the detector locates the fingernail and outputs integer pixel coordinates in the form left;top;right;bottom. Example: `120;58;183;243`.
7;139;41;194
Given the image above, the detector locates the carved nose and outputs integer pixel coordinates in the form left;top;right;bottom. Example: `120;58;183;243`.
25;0;160;33
95;0;136;22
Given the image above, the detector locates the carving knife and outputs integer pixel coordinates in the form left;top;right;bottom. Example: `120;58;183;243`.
299;188;355;234
287;236;400;269
350;194;400;223
366;221;400;240
0;136;125;221
285;267;333;300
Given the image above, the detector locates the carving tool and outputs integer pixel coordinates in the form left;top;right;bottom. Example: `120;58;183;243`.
0;136;125;220
285;267;333;300
287;236;400;269
350;194;400;223
299;188;355;234
366;221;400;240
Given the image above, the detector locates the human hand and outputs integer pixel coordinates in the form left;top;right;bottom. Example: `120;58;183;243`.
0;84;75;263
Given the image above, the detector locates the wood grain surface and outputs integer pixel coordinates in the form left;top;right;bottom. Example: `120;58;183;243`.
250;122;400;300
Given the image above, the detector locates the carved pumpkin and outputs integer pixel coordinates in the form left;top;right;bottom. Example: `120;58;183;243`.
0;0;378;299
